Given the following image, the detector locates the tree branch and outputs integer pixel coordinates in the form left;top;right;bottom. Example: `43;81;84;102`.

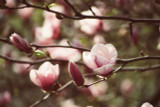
29;80;73;107
1;3;160;23
63;0;81;16
31;44;90;51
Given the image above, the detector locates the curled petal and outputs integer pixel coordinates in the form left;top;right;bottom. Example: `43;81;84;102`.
95;55;109;67
94;64;114;76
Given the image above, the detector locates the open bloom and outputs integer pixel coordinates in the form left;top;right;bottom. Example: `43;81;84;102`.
10;33;32;53
68;61;84;86
30;62;59;91
13;57;32;75
34;5;65;45
47;39;81;62
79;7;102;35
83;43;117;76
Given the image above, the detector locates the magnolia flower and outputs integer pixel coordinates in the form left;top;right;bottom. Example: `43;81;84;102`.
79;7;102;35
83;43;117;76
17;7;33;19
0;91;11;107
93;35;106;44
13;57;32;75
5;0;16;8
10;33;32;53
120;79;133;95
30;62;59;91
81;78;108;98
60;99;80;107
141;102;154;107
47;39;81;62
68;61;84;86
35;5;65;45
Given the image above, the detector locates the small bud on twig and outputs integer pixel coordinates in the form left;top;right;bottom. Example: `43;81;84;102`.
10;33;33;53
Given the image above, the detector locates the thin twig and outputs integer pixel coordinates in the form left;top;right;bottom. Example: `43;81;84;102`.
0;38;11;44
1;3;160;23
31;44;90;51
64;0;81;16
117;56;160;64
29;80;73;107
84;78;106;88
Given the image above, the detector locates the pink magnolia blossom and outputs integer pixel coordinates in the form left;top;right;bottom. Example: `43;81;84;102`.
5;0;16;8
89;80;108;97
93;35;106;44
13;57;32;75
83;43;117;76
10;33;33;53
0;91;11;107
120;79;133;95
30;62;59;91
79;7;102;35
60;99;80;107
35;5;65;45
141;102;153;107
82;78;108;98
47;39;81;62
68;61;84;86
17;7;33;19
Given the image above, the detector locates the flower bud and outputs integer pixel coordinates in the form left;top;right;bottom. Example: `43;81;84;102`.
30;62;60;91
131;28;138;45
116;0;125;7
10;33;32;53
68;61;84;87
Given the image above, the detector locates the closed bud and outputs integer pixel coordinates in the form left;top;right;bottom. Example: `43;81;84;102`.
68;61;84;87
131;28;139;45
116;0;125;7
10;33;33;53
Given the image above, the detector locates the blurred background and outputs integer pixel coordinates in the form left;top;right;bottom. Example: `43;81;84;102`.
0;0;160;107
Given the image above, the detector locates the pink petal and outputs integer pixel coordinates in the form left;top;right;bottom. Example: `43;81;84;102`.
94;64;114;76
39;62;53;75
29;69;41;86
94;55;109;67
83;52;98;70
105;44;118;63
91;43;109;58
